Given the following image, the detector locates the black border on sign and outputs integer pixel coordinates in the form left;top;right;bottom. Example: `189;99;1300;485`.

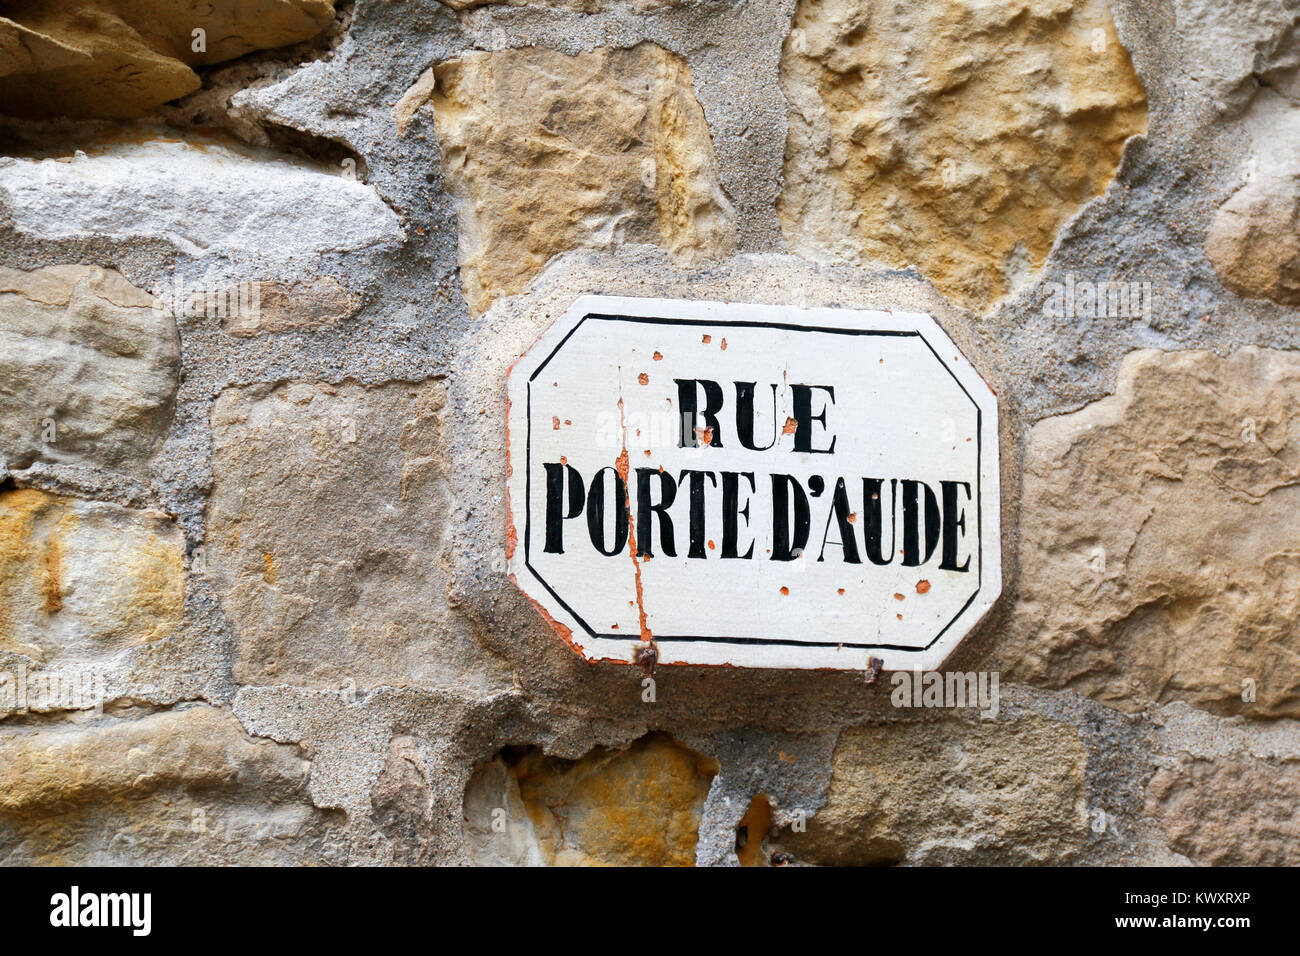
522;312;983;653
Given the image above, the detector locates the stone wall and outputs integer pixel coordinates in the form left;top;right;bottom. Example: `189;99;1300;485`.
1;0;1297;866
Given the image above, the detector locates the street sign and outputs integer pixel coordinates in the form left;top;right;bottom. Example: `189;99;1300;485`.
505;295;1000;671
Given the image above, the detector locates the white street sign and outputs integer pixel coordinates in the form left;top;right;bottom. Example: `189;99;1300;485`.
505;295;1001;671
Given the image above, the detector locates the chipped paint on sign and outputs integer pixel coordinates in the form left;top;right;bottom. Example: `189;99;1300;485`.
505;296;1001;670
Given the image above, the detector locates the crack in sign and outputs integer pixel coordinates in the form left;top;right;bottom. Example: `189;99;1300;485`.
617;394;657;653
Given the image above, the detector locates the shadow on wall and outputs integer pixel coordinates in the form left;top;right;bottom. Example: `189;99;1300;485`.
463;732;719;866
0;0;342;120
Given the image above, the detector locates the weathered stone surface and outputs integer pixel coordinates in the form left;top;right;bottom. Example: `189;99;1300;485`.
1168;0;1299;114
392;67;438;137
207;380;499;690
184;276;360;337
630;0;698;12
429;43;735;313
1208;171;1300;305
1206;93;1300;305
0;1;336;119
0;138;404;260
775;716;1089;865
0;265;179;476
464;733;719;865
0;706;345;865
442;0;602;10
1146;753;1300;865
1006;348;1300;718
370;735;436;865
779;0;1148;311
0;489;184;665
436;0;690;9
0;0;1295;871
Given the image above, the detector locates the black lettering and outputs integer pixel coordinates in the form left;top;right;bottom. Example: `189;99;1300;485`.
940;480;972;572
790;384;836;454
678;469;718;559
771;474;811;561
676;378;724;448
817;477;862;563
543;462;584;554
635;467;678;558
902;480;941;567
586;466;628;556
734;382;779;451
721;471;755;559
864;478;897;565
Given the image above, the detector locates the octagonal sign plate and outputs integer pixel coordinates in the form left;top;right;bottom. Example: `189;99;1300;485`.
505;296;1001;670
